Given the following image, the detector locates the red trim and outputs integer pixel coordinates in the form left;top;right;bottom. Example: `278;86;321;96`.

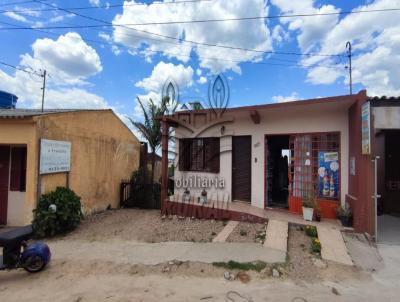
264;131;342;212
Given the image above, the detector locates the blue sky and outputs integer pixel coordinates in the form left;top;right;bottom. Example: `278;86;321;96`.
0;0;399;126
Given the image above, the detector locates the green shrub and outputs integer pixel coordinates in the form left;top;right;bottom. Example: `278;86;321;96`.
311;238;321;254
305;225;318;238
32;187;82;238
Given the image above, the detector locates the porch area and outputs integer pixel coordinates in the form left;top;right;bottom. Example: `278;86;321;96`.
162;196;341;230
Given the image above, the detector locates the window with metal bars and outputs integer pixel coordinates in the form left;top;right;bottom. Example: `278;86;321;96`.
179;138;220;173
289;133;340;200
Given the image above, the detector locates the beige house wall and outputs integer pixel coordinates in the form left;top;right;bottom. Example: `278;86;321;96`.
174;101;349;209
0;110;140;225
36;110;140;216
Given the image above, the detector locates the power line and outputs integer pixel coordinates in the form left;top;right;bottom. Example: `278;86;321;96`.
1;1;345;58
0;0;35;7
3;4;400;22
0;20;343;71
0;59;40;75
1;0;212;12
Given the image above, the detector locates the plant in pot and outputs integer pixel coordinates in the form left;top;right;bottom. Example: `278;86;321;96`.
314;201;322;222
337;205;353;227
302;195;315;222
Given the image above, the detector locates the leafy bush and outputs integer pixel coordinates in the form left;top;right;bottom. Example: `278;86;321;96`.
305;225;318;238
32;187;82;238
336;205;352;218
311;238;321;254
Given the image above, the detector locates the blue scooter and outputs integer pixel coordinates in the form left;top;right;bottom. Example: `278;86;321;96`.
0;225;51;273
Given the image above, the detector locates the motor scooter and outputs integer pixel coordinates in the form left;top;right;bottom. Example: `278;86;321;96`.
0;225;51;273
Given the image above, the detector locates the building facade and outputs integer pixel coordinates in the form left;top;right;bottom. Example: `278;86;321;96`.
160;90;400;237
0;109;140;226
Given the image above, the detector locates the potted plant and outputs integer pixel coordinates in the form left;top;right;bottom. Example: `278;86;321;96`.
337;205;353;227
314;202;322;222
302;196;315;221
183;188;191;203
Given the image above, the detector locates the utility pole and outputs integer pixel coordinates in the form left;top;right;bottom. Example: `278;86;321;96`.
346;41;352;95
40;69;46;112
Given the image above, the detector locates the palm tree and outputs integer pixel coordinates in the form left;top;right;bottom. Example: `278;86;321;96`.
130;96;169;183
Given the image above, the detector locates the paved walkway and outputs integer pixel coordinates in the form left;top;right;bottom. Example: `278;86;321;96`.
49;240;286;265
264;220;288;253
317;226;353;265
212;221;238;243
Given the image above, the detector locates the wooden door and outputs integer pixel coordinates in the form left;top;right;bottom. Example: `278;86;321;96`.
0;146;10;225
232;136;251;202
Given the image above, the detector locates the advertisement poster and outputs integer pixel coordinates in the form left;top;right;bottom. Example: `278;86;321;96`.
318;152;339;199
361;102;371;155
40;139;71;174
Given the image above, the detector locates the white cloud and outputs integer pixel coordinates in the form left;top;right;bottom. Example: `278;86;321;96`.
272;25;289;44
20;32;102;85
272;92;300;103
197;76;207;84
89;0;100;7
273;0;400;96
135;61;194;92
0;33;108;110
112;45;122;56
3;11;28;23
112;0;273;74
99;32;112;42
271;0;340;52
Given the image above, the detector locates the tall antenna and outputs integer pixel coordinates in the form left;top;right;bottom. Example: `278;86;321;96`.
346;41;352;95
40;69;46;112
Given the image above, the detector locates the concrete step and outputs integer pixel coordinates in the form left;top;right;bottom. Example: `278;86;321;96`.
212;221;239;243
264;220;288;253
317;225;353;266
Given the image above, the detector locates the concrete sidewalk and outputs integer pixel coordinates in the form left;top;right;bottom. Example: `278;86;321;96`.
49;240;286;265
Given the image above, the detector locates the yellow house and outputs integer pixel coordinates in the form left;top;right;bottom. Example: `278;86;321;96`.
0;109;140;226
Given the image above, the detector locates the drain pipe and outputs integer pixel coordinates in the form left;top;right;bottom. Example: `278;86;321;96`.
372;156;380;243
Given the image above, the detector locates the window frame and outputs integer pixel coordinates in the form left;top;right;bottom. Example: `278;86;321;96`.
179;137;220;173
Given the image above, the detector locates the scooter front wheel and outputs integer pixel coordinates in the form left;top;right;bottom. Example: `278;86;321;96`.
23;255;46;273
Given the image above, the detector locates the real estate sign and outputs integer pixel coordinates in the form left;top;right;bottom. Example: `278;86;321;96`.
361;102;371;155
40;139;71;174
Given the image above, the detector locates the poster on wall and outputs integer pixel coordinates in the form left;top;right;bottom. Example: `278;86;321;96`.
361;101;371;155
40;139;71;174
318;152;339;199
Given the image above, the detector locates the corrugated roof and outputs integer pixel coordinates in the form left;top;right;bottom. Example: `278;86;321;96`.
0;108;110;119
369;96;400;107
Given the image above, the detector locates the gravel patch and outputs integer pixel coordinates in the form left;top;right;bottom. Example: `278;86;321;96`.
226;222;267;243
64;209;225;243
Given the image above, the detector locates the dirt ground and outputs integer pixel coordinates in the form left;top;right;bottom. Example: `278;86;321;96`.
0;209;384;302
286;224;363;282
226;221;266;243
63;209;225;243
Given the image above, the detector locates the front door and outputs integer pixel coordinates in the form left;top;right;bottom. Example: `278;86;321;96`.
232;136;251;202
0;146;10;225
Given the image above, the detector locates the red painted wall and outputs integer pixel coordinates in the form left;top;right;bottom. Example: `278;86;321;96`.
347;91;375;235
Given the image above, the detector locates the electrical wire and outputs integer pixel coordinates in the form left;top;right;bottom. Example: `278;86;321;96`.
0;20;344;70
0;59;40;76
1;0;212;12
0;0;346;58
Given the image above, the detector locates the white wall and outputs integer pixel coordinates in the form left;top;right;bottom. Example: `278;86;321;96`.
174;102;349;209
7;191;26;225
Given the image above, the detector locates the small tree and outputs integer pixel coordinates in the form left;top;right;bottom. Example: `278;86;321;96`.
130;96;169;183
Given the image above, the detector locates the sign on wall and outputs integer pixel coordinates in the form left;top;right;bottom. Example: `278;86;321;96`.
318;152;339;199
361;102;371;155
40;139;71;174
